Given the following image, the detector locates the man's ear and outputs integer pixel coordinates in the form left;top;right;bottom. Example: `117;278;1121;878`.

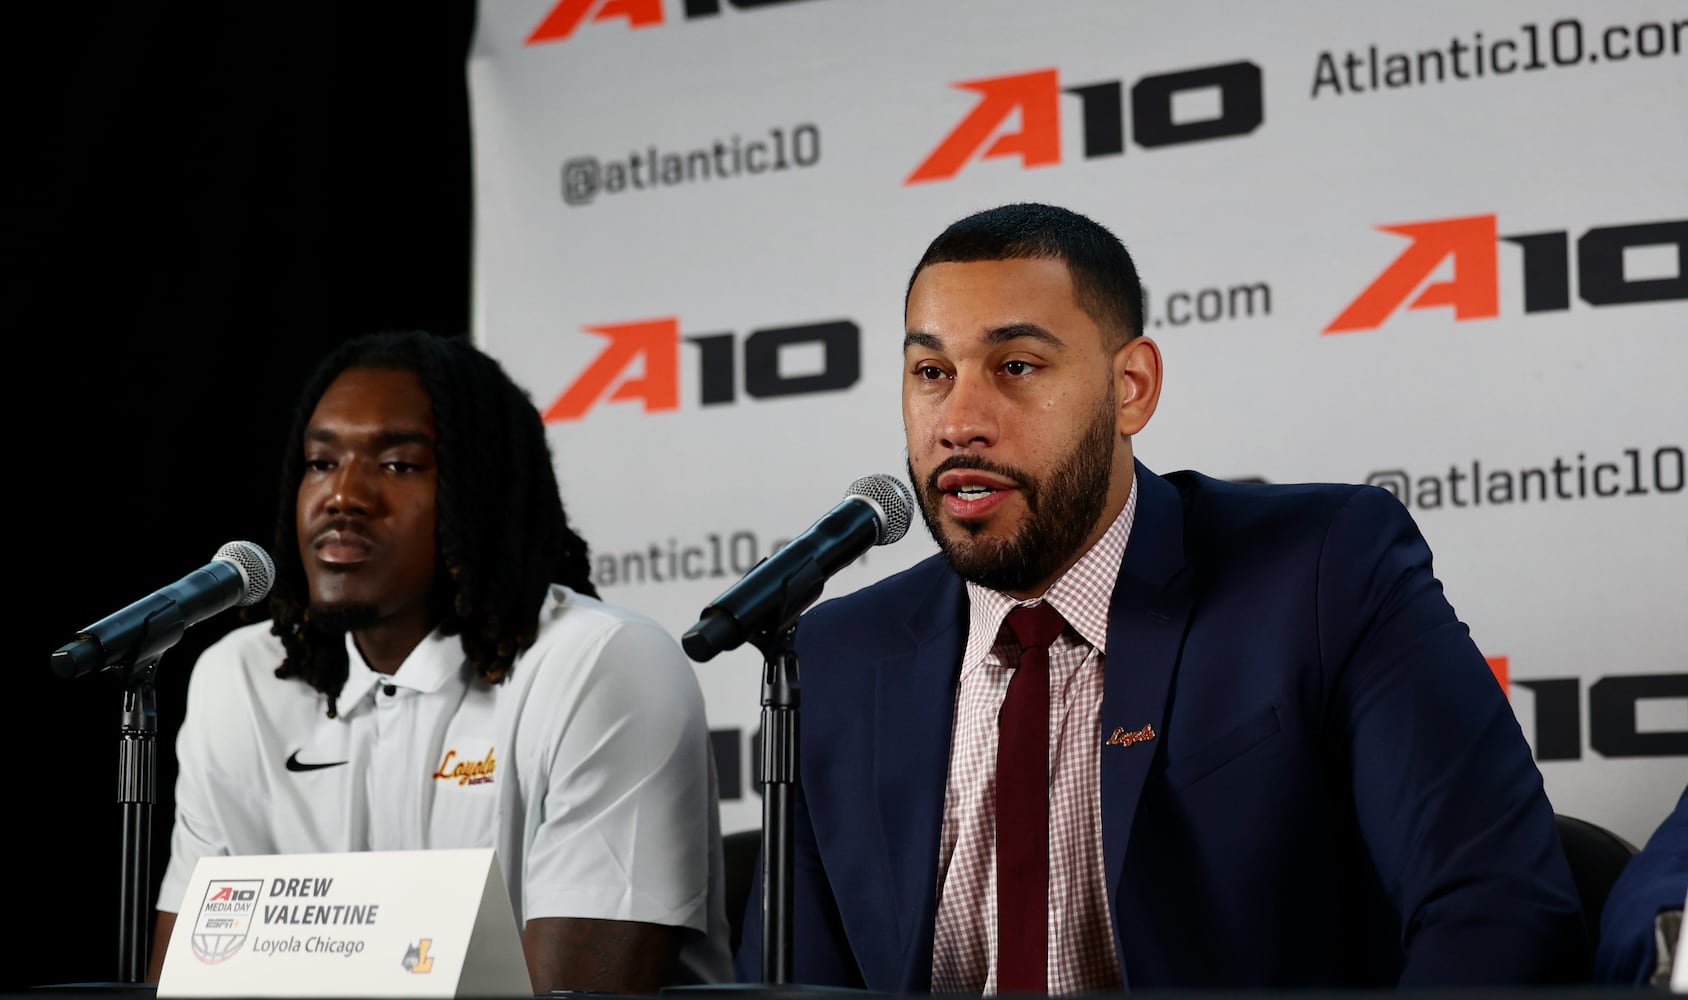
1115;335;1162;436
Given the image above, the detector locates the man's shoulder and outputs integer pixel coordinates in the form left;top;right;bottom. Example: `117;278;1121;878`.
511;584;709;741
193;618;285;673
1164;468;1383;511
521;583;696;685
1159;468;1412;539
182;618;294;703
805;552;955;630
530;583;675;647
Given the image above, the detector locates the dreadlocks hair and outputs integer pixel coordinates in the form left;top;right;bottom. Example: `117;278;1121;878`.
906;202;1145;350
268;330;598;718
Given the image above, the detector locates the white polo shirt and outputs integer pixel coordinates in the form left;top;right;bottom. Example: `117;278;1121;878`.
156;584;731;984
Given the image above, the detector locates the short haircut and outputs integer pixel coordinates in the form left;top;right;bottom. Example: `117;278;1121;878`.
906;202;1144;347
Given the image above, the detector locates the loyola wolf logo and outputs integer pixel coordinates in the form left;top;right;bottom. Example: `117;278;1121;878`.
402;939;436;974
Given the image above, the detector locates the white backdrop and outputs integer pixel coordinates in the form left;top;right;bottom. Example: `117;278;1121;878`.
466;0;1687;847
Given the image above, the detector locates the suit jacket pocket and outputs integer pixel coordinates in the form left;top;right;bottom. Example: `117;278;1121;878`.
1161;704;1282;792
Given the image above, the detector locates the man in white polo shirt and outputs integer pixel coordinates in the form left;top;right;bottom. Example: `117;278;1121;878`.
149;330;731;992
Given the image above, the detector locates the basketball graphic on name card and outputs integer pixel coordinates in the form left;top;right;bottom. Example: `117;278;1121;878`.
190;879;262;964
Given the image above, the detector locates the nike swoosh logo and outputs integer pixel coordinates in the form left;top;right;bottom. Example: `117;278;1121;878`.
285;751;348;773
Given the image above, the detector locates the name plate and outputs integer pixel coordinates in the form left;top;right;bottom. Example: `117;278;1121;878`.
158;847;532;998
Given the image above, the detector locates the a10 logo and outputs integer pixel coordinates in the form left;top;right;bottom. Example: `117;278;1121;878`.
527;0;821;44
1327;214;1687;332
908;60;1263;184
545;317;859;421
1490;657;1687;763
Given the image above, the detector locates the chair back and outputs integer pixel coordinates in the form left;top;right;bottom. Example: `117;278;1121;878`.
1557;812;1640;964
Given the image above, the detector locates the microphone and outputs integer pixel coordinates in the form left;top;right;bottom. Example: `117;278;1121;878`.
683;474;914;662
52;540;277;680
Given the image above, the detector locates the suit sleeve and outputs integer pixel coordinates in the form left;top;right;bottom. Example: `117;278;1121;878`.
1595;784;1688;985
1318;486;1588;985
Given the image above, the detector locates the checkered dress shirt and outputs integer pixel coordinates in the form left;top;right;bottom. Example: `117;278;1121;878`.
930;477;1137;994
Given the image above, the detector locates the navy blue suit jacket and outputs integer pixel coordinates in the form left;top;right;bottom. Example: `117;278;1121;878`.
736;463;1586;990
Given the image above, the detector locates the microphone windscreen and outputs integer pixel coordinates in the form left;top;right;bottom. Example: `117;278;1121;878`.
845;474;915;546
215;540;277;605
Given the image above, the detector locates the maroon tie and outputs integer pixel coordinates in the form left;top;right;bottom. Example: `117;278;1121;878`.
997;601;1066;994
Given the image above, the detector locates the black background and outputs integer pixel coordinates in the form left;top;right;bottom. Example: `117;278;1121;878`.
19;4;477;990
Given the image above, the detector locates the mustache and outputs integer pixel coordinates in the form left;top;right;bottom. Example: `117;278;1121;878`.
310;518;375;546
923;455;1038;511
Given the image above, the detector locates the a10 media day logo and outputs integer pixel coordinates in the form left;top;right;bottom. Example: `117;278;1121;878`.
1326;214;1687;332
906;60;1263;184
544;317;859;421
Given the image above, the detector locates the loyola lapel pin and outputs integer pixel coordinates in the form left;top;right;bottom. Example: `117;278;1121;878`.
1106;723;1156;748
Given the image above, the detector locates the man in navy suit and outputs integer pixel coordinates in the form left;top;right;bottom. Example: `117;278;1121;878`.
735;202;1586;992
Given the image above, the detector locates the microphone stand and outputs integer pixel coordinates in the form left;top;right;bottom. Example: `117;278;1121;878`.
678;555;877;993
39;658;163;993
748;625;799;986
116;656;161;985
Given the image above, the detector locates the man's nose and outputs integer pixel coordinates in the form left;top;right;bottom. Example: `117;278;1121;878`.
938;371;999;450
325;462;373;516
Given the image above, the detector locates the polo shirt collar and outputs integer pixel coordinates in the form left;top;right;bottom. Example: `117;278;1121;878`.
338;628;468;713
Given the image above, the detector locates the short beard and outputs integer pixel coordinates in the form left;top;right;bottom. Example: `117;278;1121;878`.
911;397;1116;594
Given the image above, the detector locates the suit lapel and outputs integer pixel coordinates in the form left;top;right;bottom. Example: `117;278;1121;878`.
873;567;966;990
857;467;1191;988
1100;463;1194;985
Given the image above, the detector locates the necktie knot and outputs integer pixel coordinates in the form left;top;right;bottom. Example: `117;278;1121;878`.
1005;601;1066;655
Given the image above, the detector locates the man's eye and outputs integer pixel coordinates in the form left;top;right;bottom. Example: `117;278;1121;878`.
915;365;947;380
1002;360;1034;376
